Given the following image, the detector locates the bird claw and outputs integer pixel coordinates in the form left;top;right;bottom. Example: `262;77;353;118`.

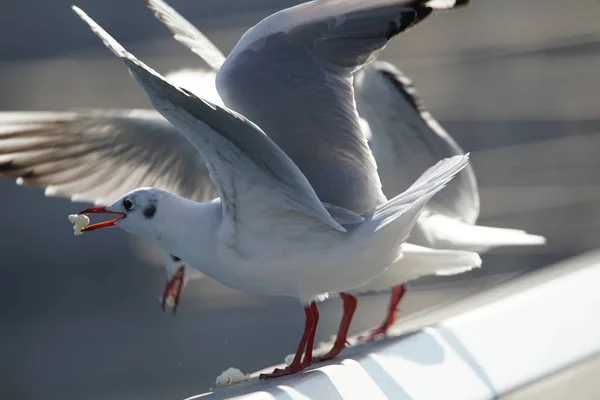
315;341;347;362
359;326;389;342
259;364;306;380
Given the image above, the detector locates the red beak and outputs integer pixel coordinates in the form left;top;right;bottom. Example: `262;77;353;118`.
77;206;126;232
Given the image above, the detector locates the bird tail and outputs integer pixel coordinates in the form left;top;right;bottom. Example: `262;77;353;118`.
349;243;481;295
364;154;470;236
419;213;547;252
351;154;469;276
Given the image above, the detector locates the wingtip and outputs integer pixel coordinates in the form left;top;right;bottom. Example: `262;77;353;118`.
530;235;548;246
474;253;483;267
143;0;169;18
71;5;93;26
426;0;470;10
71;5;129;60
448;153;470;170
69;8;200;110
71;5;90;26
143;0;160;12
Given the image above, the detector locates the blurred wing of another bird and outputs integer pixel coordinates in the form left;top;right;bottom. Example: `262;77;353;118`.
355;60;479;224
0;56;222;206
0;109;218;205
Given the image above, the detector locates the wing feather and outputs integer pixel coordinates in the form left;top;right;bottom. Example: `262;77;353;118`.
217;0;469;213
73;6;346;235
0;110;218;205
355;60;480;223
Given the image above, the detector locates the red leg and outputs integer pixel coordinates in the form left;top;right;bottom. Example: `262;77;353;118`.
161;266;185;315
259;302;319;380
301;302;319;367
316;293;358;362
359;285;406;342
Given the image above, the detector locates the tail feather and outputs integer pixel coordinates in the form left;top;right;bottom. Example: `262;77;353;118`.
403;152;471;197
419;213;547;252
349;243;481;295
370;154;470;233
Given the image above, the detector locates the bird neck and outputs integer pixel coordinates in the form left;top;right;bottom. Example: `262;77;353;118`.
152;196;222;270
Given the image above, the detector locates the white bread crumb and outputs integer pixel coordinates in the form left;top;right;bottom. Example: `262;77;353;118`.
215;367;250;387
68;214;90;236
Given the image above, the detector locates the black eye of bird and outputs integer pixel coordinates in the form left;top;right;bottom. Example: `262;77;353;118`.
123;198;134;211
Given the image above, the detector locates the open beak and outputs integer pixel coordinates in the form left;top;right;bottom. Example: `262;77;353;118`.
161;266;185;315
78;206;126;232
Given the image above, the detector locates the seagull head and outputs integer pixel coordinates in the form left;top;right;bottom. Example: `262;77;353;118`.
77;188;168;237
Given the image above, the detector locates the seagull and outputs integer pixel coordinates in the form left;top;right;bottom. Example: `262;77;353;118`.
0;0;478;321
0;0;473;371
140;0;483;356
351;60;547;341
0;0;478;365
139;0;542;357
0;0;537;365
66;0;471;379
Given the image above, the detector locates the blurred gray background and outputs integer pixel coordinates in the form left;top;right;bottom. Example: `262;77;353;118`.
0;0;599;399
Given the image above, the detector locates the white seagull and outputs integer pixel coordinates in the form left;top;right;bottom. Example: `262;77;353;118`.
0;0;478;323
65;0;471;378
0;0;539;365
139;0;542;356
139;0;483;325
0;0;481;365
351;60;546;341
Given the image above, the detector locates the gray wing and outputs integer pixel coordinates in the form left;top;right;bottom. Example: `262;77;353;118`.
355;60;480;224
216;0;469;214
144;0;226;71
0;110;217;205
73;6;345;235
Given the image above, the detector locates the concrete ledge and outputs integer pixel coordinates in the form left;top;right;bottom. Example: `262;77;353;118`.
187;250;600;400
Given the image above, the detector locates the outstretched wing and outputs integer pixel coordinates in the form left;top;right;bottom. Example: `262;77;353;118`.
216;0;470;214
73;7;346;239
355;60;480;224
0;110;217;205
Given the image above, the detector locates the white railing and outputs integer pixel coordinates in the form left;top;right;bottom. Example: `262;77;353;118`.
186;250;600;399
